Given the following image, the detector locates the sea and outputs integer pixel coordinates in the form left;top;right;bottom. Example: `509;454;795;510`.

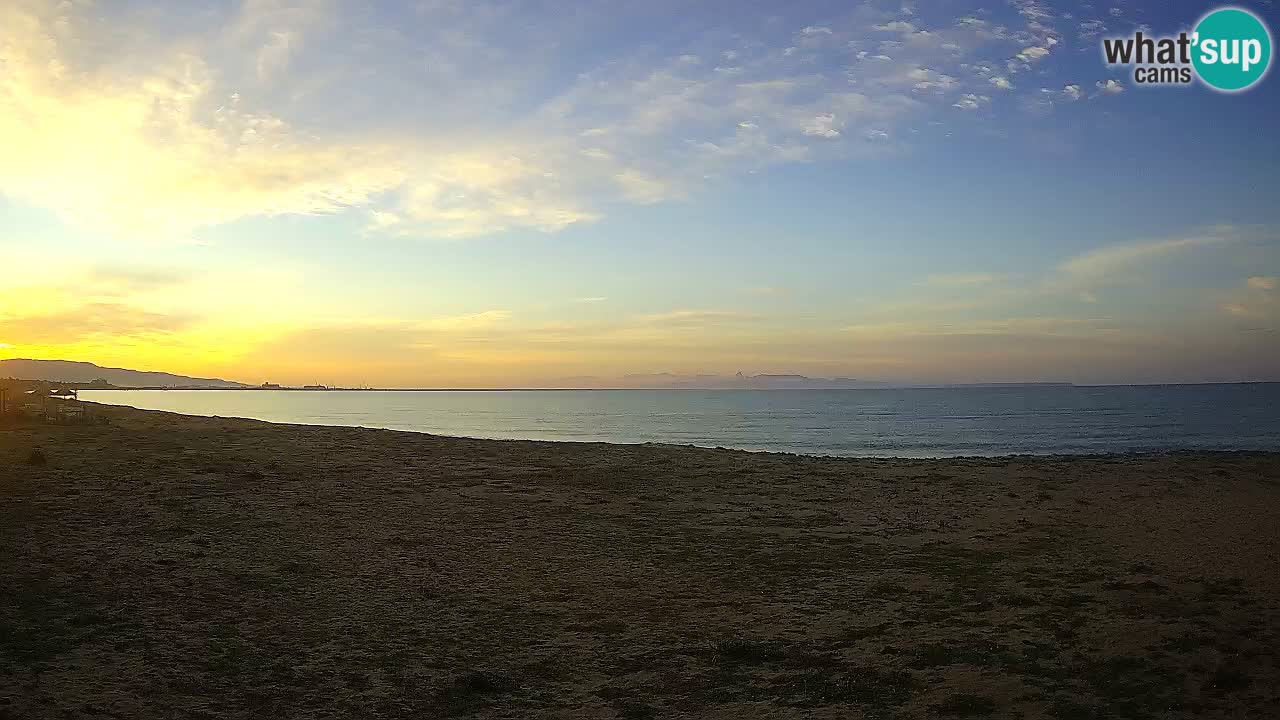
79;384;1280;458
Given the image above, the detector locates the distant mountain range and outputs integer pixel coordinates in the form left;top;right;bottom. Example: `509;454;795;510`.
0;359;1076;390
0;359;248;388
562;373;1074;390
611;373;894;389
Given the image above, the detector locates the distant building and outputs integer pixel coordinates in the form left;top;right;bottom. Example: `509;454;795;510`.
303;384;327;390
260;382;281;389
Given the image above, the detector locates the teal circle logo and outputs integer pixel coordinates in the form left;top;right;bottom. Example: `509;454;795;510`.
1192;7;1272;92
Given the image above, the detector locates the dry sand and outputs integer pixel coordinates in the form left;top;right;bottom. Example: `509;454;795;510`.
2;404;1278;719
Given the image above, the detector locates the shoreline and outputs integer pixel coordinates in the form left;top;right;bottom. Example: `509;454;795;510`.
73;380;1280;390
75;397;1280;460
82;399;1280;460
3;404;1279;717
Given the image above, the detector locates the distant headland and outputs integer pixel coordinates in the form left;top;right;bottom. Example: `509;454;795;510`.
1;359;1086;391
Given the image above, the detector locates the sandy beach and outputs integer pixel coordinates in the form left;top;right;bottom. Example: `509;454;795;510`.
2;404;1278;719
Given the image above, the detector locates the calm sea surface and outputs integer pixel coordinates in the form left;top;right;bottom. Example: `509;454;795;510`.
80;385;1280;458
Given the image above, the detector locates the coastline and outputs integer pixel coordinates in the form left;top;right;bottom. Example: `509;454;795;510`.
72;381;1280;390
3;404;1279;718
75;387;1280;459
61;399;1280;460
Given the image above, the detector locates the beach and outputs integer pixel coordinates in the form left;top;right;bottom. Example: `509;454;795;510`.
2;404;1278;719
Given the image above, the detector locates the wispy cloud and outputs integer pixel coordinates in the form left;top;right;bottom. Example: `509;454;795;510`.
0;303;191;345
842;316;1114;339
1095;79;1125;95
635;310;757;327
0;0;1135;242
613;170;671;204
953;93;990;110
1223;276;1279;319
1054;226;1241;286
0;1;402;238
422;310;512;331
922;272;1004;286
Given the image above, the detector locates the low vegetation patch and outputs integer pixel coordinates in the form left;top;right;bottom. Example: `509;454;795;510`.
712;638;786;667
930;692;998;716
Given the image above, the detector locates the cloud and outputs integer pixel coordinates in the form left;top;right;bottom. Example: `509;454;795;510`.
1016;46;1051;62
0;303;191;345
923;272;1003;286
80;267;191;298
801;113;842;138
236;322;442;383
1055;226;1242;286
872;21;918;34
1223;277;1279;319
907;67;958;92
1096;79;1125;95
367;210;403;231
614;170;671;204
388;152;599;238
422;310;512;331
952;93;990;110
230;0;334;82
0;1;604;240
0;2;404;239
845;316;1114;339
0;0;1122;242
635;310;757;328
256;30;298;81
1062;84;1084;101
1078;20;1108;40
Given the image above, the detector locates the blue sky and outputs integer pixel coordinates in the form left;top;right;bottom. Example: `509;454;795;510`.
0;0;1277;386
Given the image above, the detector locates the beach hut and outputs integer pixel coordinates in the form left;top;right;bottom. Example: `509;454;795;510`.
21;389;47;418
46;387;89;424
55;403;87;424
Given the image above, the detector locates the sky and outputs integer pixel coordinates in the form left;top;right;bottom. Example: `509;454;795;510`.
1;0;1278;387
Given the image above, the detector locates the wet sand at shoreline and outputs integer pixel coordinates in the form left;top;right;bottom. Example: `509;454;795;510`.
2;404;1279;718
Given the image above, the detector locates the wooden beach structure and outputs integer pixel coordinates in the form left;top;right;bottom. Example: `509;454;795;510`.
14;385;92;424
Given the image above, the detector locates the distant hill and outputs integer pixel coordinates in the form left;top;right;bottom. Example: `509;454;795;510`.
558;373;1075;390
614;373;896;389
0;359;248;388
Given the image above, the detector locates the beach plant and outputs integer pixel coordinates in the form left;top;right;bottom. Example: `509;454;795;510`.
25;447;47;466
